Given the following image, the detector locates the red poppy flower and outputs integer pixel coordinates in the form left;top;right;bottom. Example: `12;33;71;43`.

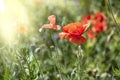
92;21;107;33
86;12;107;40
59;22;88;44
63;22;88;35
39;15;61;32
87;30;96;40
94;12;106;22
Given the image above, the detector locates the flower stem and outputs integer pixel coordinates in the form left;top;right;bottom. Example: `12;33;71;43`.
77;45;83;80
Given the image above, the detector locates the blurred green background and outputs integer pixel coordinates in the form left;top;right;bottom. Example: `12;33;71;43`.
0;0;120;80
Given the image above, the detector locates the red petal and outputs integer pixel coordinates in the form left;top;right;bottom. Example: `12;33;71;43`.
65;35;86;44
92;21;107;33
94;12;106;22
63;22;88;35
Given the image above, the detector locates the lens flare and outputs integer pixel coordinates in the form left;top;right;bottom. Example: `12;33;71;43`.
0;0;29;43
0;0;5;12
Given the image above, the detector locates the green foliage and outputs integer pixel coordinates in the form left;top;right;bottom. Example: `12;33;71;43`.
113;67;120;78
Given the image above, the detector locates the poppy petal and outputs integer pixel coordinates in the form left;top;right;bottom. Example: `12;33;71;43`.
92;21;107;33
56;25;61;30
65;35;86;44
63;22;88;35
42;24;53;29
94;12;106;22
41;24;61;30
48;15;56;25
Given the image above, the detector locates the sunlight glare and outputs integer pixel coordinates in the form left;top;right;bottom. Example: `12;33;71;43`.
0;0;5;12
0;0;29;43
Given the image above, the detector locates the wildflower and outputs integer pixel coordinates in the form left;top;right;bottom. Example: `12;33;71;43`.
94;12;106;22
59;22;88;44
92;12;107;33
87;12;107;40
92;21;107;33
16;23;28;34
39;15;61;32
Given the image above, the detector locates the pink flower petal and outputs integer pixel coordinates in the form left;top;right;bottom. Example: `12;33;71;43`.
48;15;56;25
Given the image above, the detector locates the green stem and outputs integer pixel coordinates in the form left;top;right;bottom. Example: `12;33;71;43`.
77;45;83;80
107;0;120;33
49;31;61;74
31;52;39;68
